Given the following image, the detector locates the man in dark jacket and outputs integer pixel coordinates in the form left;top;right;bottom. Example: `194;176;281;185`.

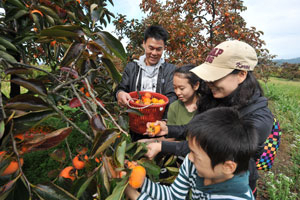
115;25;177;140
115;25;176;108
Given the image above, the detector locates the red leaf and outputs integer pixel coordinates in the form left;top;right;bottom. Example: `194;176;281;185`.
69;97;87;108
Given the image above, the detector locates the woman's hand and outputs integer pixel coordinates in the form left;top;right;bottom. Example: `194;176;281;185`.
145;142;162;160
144;121;168;137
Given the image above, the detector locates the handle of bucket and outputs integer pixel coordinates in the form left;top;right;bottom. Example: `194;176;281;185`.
127;98;153;109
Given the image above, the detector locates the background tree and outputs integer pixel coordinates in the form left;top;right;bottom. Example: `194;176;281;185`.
113;0;275;66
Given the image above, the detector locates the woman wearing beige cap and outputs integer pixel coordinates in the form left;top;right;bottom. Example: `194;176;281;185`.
144;40;274;197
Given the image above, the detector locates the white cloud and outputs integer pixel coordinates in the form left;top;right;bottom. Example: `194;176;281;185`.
242;0;300;59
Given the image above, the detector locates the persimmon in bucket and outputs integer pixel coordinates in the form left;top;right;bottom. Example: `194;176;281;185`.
135;92;165;105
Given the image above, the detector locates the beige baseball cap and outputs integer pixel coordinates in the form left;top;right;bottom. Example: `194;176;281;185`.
191;40;258;82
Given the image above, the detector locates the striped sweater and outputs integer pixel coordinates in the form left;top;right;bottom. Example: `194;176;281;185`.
138;156;254;200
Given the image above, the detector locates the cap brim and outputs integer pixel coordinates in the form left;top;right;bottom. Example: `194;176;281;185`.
190;63;235;82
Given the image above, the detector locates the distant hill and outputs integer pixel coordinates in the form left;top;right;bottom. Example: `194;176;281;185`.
273;57;300;65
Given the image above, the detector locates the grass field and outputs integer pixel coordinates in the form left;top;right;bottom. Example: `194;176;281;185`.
258;77;300;200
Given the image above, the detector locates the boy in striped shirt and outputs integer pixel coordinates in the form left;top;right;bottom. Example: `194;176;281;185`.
125;107;257;200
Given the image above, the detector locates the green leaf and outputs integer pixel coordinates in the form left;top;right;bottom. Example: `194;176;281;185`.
31;13;41;30
90;114;106;132
125;108;144;116
5;9;28;21
6;177;29;200
115;140;126;167
163;155;177;167
60;42;85;67
99;165;110;198
132;143;148;160
13;110;57;124
0;37;18;52
0;45;6;51
15;35;36;45
33;182;78;200
166;167;179;174
6;0;26;9
36;5;60;21
97;31;126;62
102;58;121;83
10;77;47;96
92;129;120;158
0;50;18;63
0;173;22;200
49;149;66;163
25;127;72;151
0;120;4;140
5;94;49;111
105;177;128;200
76;174;95;198
47;25;82;32
4;67;31;75
40;29;79;38
45;14;55;25
138;158;160;180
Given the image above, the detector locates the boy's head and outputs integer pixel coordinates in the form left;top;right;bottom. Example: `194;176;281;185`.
187;107;258;179
143;25;168;66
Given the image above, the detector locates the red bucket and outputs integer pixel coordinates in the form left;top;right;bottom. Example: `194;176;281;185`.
128;91;169;134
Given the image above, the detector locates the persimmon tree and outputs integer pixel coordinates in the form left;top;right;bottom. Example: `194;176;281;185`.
0;0;158;199
113;0;275;66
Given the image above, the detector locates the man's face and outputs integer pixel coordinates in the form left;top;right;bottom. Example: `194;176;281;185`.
143;38;165;66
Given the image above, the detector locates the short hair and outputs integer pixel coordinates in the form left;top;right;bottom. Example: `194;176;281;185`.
187;107;258;174
174;64;202;88
144;25;169;45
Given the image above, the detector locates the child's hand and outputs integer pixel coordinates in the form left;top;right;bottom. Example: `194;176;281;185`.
125;184;140;200
144;121;168;137
145;141;162;160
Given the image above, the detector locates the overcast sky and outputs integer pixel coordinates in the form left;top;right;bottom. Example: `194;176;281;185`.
107;0;300;59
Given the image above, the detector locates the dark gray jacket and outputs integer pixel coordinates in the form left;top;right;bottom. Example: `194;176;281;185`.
115;61;177;117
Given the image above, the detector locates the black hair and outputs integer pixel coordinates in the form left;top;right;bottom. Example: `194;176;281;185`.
187;107;258;174
144;25;169;45
197;70;263;113
174;64;203;88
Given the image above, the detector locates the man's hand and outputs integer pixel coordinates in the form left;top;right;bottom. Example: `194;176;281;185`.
145;142;162;160
144;121;168;137
117;91;132;107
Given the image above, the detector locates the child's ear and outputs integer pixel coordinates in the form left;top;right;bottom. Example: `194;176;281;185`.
194;81;200;91
222;160;237;174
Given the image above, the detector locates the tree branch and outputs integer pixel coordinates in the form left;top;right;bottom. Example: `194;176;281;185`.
43;97;93;142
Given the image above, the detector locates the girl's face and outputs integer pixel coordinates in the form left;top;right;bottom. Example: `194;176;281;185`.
173;74;199;103
206;71;247;99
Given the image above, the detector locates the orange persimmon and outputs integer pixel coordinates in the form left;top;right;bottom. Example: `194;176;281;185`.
59;166;77;181
129;165;146;189
147;122;161;135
